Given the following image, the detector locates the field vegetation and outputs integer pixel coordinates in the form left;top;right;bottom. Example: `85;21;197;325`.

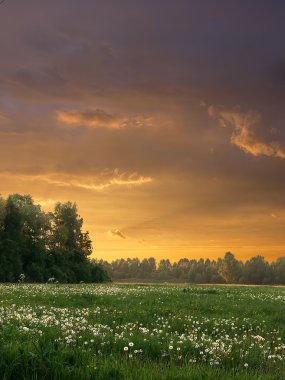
1;283;285;379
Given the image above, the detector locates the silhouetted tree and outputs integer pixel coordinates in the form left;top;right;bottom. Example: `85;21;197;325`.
272;257;285;284
217;252;242;283
243;256;272;284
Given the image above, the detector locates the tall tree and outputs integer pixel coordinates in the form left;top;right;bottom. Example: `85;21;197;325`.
51;202;92;255
218;252;242;283
5;194;50;279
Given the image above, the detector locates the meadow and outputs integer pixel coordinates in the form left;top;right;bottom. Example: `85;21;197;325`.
0;284;285;379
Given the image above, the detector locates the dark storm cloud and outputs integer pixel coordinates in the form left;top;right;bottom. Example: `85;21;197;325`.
0;0;284;104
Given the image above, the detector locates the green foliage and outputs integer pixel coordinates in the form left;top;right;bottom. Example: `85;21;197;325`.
0;194;109;283
0;238;22;281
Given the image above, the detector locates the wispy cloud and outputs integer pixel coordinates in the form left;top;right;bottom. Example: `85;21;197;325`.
0;169;153;191
107;229;126;239
208;105;285;159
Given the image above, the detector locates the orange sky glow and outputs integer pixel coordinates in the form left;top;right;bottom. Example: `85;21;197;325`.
1;1;285;262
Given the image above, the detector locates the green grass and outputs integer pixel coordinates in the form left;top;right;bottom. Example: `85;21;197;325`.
0;284;285;379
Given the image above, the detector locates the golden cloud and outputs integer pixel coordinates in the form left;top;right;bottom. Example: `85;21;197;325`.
57;108;128;129
34;198;57;208
208;105;285;159
57;108;155;132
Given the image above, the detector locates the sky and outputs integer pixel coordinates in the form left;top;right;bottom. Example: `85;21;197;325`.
1;1;285;262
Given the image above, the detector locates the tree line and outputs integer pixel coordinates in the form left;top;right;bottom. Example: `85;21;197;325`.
1;194;285;285
100;252;285;284
0;194;109;283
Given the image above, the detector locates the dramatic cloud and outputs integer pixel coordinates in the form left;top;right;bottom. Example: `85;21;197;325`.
209;106;285;159
1;1;285;261
57;109;128;129
107;229;126;239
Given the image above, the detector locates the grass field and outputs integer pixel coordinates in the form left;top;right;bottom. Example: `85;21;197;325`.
1;284;285;379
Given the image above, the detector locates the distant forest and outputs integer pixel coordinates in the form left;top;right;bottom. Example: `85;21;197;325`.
0;194;109;283
100;253;285;285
